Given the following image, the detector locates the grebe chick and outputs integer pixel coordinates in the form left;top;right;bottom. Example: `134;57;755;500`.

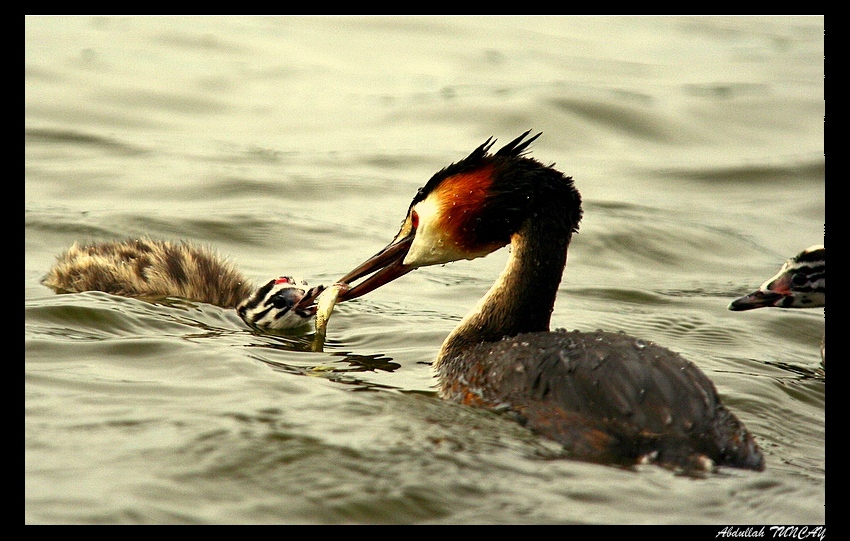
729;245;825;364
315;131;764;471
42;238;321;331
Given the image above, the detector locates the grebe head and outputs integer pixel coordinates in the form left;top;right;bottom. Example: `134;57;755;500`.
729;245;825;311
238;276;324;331
331;131;582;301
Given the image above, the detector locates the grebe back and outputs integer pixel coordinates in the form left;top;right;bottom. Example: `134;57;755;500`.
316;132;764;471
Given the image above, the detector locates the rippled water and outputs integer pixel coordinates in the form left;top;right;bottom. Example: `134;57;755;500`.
25;16;824;524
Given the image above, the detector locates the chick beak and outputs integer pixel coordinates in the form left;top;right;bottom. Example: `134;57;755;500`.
728;289;787;311
292;284;326;316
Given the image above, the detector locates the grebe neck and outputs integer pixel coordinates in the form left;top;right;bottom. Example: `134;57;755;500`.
436;215;570;367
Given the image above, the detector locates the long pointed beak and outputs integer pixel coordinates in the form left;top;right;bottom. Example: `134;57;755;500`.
729;270;793;311
337;233;416;302
728;289;786;311
291;233;415;314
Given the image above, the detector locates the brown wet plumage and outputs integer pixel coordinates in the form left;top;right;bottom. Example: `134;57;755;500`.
443;330;762;470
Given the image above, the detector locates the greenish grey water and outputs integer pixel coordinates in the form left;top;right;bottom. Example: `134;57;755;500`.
26;16;824;524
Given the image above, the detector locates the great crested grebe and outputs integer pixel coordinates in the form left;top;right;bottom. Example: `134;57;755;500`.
729;245;825;364
43;238;321;331
308;131;765;471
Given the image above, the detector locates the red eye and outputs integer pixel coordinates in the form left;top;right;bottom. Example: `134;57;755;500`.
275;276;293;285
411;210;419;230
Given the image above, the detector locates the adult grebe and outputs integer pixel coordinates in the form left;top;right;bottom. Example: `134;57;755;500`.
311;131;765;471
729;245;825;364
43;238;321;331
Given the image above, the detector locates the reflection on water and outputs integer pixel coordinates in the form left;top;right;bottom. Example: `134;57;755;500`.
26;16;823;524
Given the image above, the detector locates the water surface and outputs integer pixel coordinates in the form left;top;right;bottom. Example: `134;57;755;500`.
25;16;824;524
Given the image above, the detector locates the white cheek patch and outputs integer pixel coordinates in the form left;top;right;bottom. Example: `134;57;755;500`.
403;199;469;267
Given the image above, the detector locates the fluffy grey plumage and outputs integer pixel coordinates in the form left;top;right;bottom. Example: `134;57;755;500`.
43;238;317;330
